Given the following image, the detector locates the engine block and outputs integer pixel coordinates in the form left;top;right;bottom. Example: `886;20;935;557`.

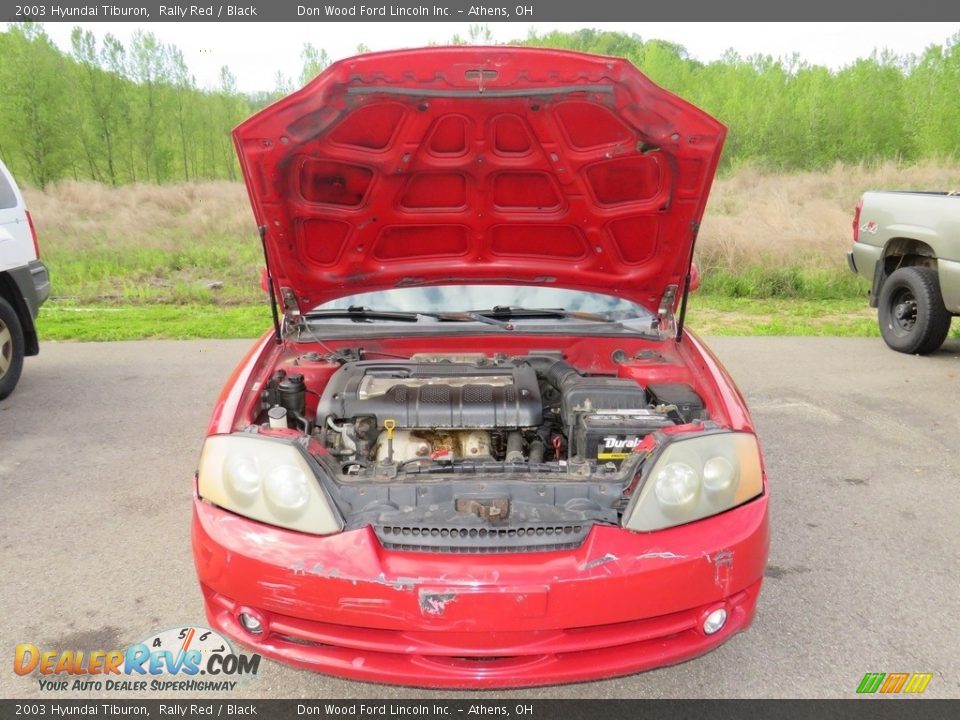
315;361;543;429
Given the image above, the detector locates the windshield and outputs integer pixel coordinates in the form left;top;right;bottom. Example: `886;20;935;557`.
314;285;655;321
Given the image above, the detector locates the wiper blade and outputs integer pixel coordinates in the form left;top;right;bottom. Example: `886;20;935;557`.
305;306;420;322
304;307;513;329
303;306;634;333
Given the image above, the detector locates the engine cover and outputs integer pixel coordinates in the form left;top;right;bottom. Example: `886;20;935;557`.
316;361;542;429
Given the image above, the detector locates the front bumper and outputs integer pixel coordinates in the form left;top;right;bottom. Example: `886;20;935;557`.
193;495;768;688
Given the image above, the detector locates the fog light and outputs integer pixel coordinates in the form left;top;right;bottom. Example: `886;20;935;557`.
703;608;727;635
238;611;263;635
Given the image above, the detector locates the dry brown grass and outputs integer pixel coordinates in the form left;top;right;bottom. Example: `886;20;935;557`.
699;160;960;274
22;180;261;303
23;180;256;252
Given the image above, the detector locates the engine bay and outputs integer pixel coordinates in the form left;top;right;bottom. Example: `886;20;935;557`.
257;351;707;479
229;339;723;550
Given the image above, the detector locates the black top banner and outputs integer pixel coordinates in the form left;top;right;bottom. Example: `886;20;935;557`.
2;0;959;22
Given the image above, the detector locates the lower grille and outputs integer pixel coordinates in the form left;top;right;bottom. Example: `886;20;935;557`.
375;523;591;553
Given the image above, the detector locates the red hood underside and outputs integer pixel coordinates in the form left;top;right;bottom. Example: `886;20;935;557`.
233;46;726;314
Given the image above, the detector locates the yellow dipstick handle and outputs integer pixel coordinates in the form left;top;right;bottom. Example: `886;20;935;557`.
384;419;396;463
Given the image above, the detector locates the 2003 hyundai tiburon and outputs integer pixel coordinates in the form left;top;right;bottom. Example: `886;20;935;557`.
192;47;769;687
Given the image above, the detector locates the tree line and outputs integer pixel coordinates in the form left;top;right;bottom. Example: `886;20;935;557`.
525;29;960;171
1;23;958;188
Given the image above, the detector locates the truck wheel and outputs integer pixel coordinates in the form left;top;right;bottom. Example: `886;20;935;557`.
0;296;26;400
878;266;952;355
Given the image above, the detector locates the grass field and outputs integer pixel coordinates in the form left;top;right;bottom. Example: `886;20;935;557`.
34;297;885;342
22;161;960;340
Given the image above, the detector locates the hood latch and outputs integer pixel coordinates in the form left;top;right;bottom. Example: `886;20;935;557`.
656;284;678;338
280;287;303;334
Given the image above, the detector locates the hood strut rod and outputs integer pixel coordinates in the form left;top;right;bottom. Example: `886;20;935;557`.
259;224;283;344
675;221;700;342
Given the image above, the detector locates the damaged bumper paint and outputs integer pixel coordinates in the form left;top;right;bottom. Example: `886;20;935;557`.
192;494;768;688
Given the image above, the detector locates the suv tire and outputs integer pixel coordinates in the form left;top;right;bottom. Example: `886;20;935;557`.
0;296;25;399
878;266;952;355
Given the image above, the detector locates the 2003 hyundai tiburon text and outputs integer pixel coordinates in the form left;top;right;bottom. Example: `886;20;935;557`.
191;47;770;688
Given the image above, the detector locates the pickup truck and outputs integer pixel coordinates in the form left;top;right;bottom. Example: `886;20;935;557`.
849;191;959;354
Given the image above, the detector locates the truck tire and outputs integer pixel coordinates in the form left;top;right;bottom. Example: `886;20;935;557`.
0;296;26;399
877;266;951;355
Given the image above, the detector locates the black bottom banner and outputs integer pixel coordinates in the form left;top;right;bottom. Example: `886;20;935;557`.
1;699;957;720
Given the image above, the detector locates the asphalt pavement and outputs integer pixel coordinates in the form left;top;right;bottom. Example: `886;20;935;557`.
1;336;958;699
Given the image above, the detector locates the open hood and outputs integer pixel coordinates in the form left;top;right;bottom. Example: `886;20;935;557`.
234;47;725;317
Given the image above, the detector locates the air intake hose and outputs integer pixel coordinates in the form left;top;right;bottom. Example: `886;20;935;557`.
522;356;581;390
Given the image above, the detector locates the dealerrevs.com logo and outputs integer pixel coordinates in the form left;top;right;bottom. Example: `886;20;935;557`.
14;626;260;692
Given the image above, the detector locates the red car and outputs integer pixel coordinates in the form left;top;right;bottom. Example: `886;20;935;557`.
192;46;769;688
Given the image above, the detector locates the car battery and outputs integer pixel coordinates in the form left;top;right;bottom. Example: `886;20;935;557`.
574;410;674;464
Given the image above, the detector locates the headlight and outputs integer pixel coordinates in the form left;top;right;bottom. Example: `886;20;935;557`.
702;456;736;493
198;434;343;535
622;432;763;532
264;465;310;515
223;455;261;505
653;462;699;507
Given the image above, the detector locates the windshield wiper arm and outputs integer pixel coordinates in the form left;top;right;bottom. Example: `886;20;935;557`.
471;306;662;337
469;306;613;322
405;311;515;329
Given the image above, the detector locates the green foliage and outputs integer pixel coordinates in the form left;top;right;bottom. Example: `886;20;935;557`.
2;26;960;187
697;266;870;300
0;23;260;186
44;243;263;305
300;42;331;85
0;24;75;187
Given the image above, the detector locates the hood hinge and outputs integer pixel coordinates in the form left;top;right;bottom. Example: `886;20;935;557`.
280;287;304;334
656;284;678;338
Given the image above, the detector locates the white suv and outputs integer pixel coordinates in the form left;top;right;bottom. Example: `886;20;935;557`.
0;159;49;399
